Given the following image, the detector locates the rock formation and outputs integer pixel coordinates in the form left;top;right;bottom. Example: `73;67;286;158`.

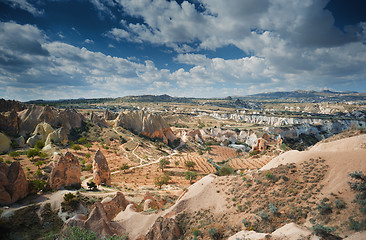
114;110;176;145
0;161;28;205
93;150;111;186
142;192;163;210
48;152;81;189
104;109;118;120
18;105;56;136
0;109;19;136
101;192;129;220
62;202;122;238
26;122;54;147
45;127;68;146
0;99;25;112
0;133;11;153
252;138;267;152
144;217;181;240
18;105;84;136
90;112;108;127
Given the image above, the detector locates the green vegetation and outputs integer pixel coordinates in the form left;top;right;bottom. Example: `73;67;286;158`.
154;174;171;189
218;165;234;176
71;144;82;151
87;181;98;191
27;148;40;160
184;160;196;170
349;171;366;213
29;179;47;192
185;171;198;184
120;163;130;171
159;158;170;171
9;151;21;158
34;140;45;150
50;226;129;240
77;137;88;145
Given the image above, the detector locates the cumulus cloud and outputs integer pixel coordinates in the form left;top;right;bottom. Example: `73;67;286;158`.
102;0;366;89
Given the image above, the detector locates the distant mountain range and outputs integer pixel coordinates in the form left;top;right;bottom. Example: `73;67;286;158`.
25;90;366;104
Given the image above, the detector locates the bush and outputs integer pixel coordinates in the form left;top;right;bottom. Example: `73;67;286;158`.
316;198;332;215
184;160;196;170
218;165;234;176
34;169;44;179
27;148;40;160
77;137;88;145
54;226;128;240
265;171;278;182
249;150;260;157
9;151;21;158
348;171;366;213
120;163;130;171
185;171;198;184
35;140;45;150
71;144;82;151
334;199;346;209
311;223;335;237
29;179;47;192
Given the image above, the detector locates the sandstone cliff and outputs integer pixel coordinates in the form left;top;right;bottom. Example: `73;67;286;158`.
114;110;176;145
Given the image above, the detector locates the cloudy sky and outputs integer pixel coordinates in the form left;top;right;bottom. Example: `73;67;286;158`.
0;0;366;101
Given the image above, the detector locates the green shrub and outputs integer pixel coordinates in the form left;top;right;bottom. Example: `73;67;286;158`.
334;199;346;209
185;171;198;184
184;160;196;170
77;137;88;145
348;217;363;231
316;198;332;215
30;179;47;192
120;163;130;171
311;223;335;237
27;148;40;160
348;171;366;213
9;151;21;158
35;140;45;150
265;171;277;181
87;181;98;191
218;165;234;176
249;150;260;157
71;144;82;151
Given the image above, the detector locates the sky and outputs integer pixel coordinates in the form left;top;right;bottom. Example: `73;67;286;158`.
0;0;366;101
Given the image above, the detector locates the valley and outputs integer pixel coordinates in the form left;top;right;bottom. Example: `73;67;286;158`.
0;90;365;240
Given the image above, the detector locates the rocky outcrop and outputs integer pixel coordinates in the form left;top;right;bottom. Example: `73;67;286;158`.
93;150;111;186
114;110;176;145
145;217;181;240
0;161;28;205
0;109;19;136
104;109;118;120
18;105;84;136
0;99;25;112
142;192;163;210
26;122;54;146
101;192;129;220
18;105;56;136
252;138;267;152
90;112;108;127
0;133;11;153
62;202;122;238
49;152;81;189
45;127;68;146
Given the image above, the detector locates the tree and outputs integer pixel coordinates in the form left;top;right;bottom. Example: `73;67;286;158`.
34;140;45;150
87;181;98;191
154;174;171;189
85;153;91;159
218;165;234;176
159;159;170;171
184;160;196;170
185;171;198;184
77;137;88;145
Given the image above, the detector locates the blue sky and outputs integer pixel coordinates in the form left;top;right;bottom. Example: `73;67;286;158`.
0;0;366;101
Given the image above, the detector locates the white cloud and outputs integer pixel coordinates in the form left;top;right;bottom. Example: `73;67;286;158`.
84;39;94;44
3;0;43;16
